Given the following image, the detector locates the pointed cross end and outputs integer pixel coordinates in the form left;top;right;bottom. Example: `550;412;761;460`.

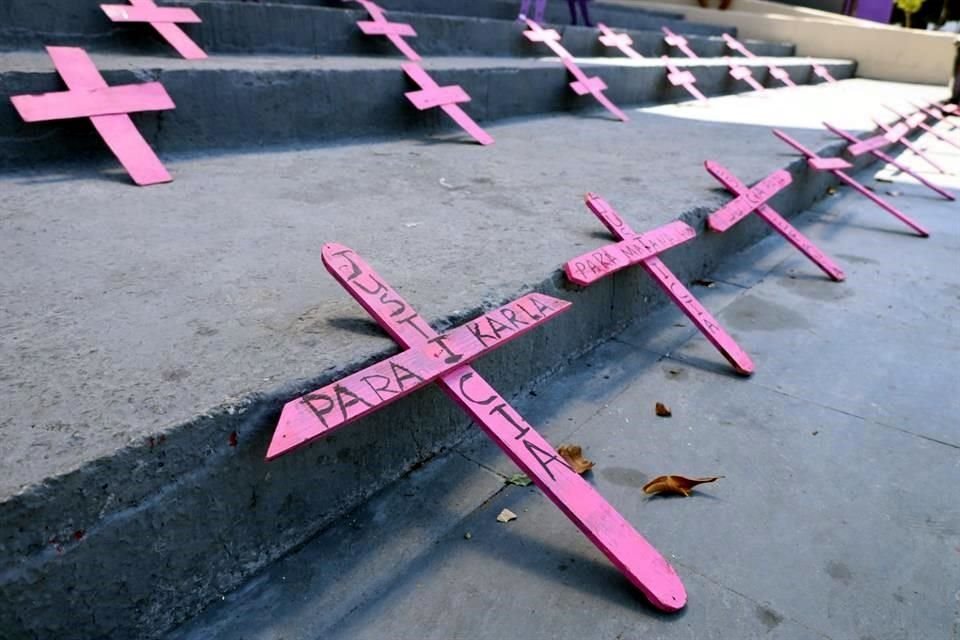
266;399;318;461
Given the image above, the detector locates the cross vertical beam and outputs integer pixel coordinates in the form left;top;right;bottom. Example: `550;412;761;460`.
597;23;643;59
662;56;707;103
401;63;493;145
352;0;420;61
661;27;699;59
872;117;948;175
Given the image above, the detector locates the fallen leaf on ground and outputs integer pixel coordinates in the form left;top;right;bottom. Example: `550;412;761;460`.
557;444;594;475
506;473;532;487
496;508;517;523
655;402;672;417
643;475;722;497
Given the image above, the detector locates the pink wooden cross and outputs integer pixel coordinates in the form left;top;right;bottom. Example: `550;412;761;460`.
704;161;845;281
661;26;699;59
872;117;947;175
268;244;688;612
722;34;795;87
562;58;629;122
810;59;837;83
351;0;420;61
822;122;953;200
100;0;206;59
10;46;174;186
910;101;960;137
565;194;754;375
938;102;959;116
523;19;573;59
662;56;706;102
726;58;764;93
597;23;643;60
401;63;493;145
772;129;929;237
884;104;960;152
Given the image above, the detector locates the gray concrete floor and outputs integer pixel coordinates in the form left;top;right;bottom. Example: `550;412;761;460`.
167;127;960;639
0;79;944;498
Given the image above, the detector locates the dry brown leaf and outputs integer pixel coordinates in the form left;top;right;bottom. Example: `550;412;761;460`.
557;444;594;475
496;508;517;523
643;475;722;497
655;402;672;417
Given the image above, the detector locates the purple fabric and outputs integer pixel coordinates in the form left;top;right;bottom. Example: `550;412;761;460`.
519;0;547;22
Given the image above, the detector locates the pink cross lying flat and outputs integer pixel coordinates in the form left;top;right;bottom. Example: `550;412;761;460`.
885;104;960;152
597;23;643;59
661;26;699;59
823;122;953;201
727;58;764;92
351;0;420;61
100;0;206;59
662;56;706;102
563;58;628;121
523;19;573;59
773;129;929;237
565;194;754;375
10;46;174;186
810;60;837;83
722;34;795;87
268;243;688;613
704;161;845;281
872;117;947;175
401;63;493;145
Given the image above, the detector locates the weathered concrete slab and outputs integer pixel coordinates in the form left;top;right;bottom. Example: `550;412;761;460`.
0;79;947;639
0;53;851;169
169;169;960;639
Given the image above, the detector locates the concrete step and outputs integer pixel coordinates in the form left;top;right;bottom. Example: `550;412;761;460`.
0;79;949;640
1;53;849;170
0;1;783;58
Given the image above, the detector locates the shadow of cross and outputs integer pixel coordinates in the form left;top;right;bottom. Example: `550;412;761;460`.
267;244;688;613
100;0;206;59
722;33;795;88
661;56;707;103
704;160;846;281
772;129;929;237
871;117;947;175
822;122;954;201
564;194;754;376
351;0;421;61
10;46;175;186
401;63;493;145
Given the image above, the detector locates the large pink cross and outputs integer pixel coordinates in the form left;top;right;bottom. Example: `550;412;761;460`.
597;23;643;60
100;0;206;59
704;161;845;281
810;60;837;83
401;63;493;145
884;104;960;152
661;26;699;59
523;19;573;59
268;244;688;612
564;194;754;375
351;0;420;61
822;122;953;201
662;56;706;102
562;58;629;121
872;117;947;175
722;34;795;87
726;57;765;93
773;129;929;237
10;46;174;186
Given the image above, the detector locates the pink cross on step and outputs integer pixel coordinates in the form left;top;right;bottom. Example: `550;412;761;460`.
351;0;420;61
401;63;493;145
662;56;706;102
597;23;643;59
564;194;754;375
10;46;174;186
523;19;573;59
563;58;628;121
823;122;953;201
705;161;845;281
727;58;764;93
872;117;947;175
268;243;688;612
773;129;929;237
722;34;795;87
661;26;699;59
100;0;206;59
810;60;837;83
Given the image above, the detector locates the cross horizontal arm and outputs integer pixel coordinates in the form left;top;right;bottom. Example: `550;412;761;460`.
704;163;792;232
269;291;569;457
101;5;200;23
11;82;174;122
357;20;416;37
